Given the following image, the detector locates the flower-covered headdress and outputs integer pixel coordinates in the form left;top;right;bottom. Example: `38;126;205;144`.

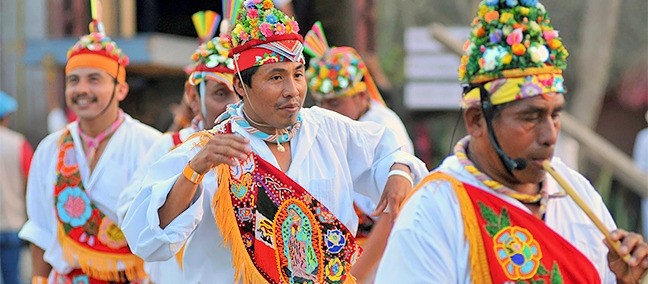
186;10;236;90
186;9;240;121
304;21;384;105
228;0;304;72
460;0;569;107
65;0;129;83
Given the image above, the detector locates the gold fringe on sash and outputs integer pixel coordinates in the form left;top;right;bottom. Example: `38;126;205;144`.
57;225;146;282
212;164;269;284
401;172;492;284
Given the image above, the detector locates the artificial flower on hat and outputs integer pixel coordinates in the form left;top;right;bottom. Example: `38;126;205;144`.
227;0;304;71
459;0;569;107
66;23;130;67
458;0;568;84
303;21;384;105
65;18;129;83
187;10;235;75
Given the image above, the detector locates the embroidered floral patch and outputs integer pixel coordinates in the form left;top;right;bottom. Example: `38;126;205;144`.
493;226;542;279
325;229;346;254
57;186;92;227
98;217;128;249
324;257;344;282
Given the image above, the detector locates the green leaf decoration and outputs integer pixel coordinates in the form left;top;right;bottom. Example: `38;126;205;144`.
478;202;502;236
500;207;511;228
550;262;564;284
536;263;549;276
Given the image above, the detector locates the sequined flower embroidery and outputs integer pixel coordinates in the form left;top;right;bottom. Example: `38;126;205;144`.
325;257;344;281
325;229;346;254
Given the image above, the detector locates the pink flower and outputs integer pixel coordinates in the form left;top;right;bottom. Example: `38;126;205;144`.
247;8;258;19
506;28;524;46
239;31;250;41
542;30;558;42
275;23;286;35
253;0;262;3
290;20;300;33
260;22;273;37
64;196;86;218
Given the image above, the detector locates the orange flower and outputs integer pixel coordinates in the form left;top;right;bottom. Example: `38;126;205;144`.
548;39;562;50
262;0;274;9
476;26;486;37
484;11;500;23
512;43;526;56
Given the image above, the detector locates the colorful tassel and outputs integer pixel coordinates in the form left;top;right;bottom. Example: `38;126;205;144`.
304;21;329;58
192;10;222;44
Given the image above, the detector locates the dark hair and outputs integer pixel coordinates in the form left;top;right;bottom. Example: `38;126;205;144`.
240;66;259;88
234;66;259;98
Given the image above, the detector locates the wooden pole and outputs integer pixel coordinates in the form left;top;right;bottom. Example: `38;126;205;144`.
119;0;136;38
570;0;622;128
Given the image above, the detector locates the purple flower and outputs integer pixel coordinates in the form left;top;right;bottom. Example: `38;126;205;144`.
489;29;503;44
520;81;543;98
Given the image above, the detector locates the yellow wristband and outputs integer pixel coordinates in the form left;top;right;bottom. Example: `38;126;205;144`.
32;276;48;284
183;162;205;184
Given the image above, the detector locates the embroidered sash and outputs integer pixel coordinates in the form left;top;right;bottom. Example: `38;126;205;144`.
208;121;361;284
412;172;601;284
54;129;146;282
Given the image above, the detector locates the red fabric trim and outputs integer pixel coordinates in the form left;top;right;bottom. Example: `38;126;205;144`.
191;64;236;74
171;132;182;146
230;33;303;55
462;182;601;283
20;139;33;177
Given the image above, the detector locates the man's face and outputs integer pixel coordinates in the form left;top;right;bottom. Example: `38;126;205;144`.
237;62;307;130
65;67;126;121
190;80;239;129
317;92;368;120
490;93;565;184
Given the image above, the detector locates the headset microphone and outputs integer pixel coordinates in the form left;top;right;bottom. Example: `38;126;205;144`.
475;84;528;175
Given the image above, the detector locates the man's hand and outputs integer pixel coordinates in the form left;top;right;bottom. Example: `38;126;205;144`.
189;134;251;174
159;133;251;228
606;229;648;283
372;164;413;219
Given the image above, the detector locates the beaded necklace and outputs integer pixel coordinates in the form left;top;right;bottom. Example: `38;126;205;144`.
454;136;548;215
215;102;301;152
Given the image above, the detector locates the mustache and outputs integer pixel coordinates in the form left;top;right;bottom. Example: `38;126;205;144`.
276;99;301;109
71;94;98;104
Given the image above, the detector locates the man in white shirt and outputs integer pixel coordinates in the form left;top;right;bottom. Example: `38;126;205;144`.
302;22;417;281
121;2;427;283
19;19;160;283
377;0;648;283
116;14;240;283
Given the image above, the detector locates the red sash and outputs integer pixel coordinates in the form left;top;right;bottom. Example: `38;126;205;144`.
413;172;601;283
54;129;146;282
208;121;361;284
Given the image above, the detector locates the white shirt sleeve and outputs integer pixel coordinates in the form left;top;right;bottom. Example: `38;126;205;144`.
121;140;205;262
117;134;173;225
19;137;57;250
376;179;471;283
343;118;428;204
